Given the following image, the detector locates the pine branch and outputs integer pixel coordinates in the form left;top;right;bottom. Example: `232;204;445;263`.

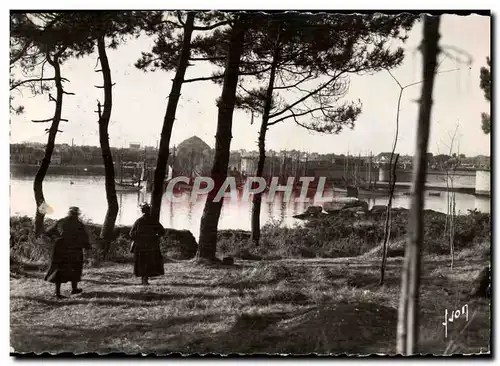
183;75;222;83
176;11;185;26
32;118;54;123
189;56;226;61
193;20;229;31
10;77;58;90
10;40;33;65
269;72;344;119
268;106;325;126
184;67;271;83
274;71;314;90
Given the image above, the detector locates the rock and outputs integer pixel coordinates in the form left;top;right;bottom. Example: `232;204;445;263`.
370;205;387;215
293;206;325;220
162;229;198;260
305;206;323;215
347;185;359;198
218;230;251;241
342;206;362;214
355;200;369;213
323;197;368;213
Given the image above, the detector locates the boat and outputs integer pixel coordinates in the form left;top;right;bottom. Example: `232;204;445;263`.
116;181;143;192
115;150;144;193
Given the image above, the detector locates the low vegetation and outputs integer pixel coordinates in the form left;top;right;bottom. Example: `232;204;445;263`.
10;209;490;267
10;209;490;354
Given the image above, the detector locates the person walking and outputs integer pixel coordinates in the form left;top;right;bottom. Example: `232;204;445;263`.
129;203;165;285
44;206;90;298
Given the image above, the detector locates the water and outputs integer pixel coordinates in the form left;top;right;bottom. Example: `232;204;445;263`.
10;175;490;240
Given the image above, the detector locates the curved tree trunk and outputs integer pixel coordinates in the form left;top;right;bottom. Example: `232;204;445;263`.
380;84;404;284
150;12;195;222
197;18;246;262
380;153;399;285
251;31;281;246
96;35;119;260
397;14;440;355
33;51;64;235
250;121;267;246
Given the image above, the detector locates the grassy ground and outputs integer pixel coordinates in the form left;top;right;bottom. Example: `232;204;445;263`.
10;256;490;355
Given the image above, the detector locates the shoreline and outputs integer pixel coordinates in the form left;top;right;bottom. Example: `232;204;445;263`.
10;208;491;263
10;169;483;197
10;162;480;178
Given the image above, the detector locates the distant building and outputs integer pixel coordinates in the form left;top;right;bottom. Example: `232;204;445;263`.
129;143;141;150
175;136;213;176
241;155;258;175
228;154;241;172
52;154;62;165
309;153;320;161
375;152;393;165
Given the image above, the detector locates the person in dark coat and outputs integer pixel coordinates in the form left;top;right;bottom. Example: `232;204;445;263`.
130;203;165;285
44;206;90;298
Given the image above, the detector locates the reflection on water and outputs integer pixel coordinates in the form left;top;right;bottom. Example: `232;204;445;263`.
10;175;490;240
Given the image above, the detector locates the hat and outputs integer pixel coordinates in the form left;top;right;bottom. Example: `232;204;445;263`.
68;206;81;215
140;202;151;213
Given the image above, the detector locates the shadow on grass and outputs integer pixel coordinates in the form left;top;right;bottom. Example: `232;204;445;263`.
11;313;224;354
78;290;224;302
11;296;142;308
182;301;399;354
214;280;280;290
83;279;132;286
12;290;227;308
346;272;402;289
165;281;220;289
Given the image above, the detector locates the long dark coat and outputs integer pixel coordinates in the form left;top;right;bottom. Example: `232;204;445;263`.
129;215;165;278
44;216;90;284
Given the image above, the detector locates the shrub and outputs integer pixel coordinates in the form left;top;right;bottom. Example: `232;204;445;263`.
11;208;491;265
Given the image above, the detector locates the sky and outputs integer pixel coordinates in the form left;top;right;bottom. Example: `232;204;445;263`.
9;13;491;157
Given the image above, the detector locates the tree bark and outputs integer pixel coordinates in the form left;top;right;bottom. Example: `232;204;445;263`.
397;14;440;356
150;12;195;221
251;30;281;246
33;51;64;235
197;17;246;261
96;35;119;260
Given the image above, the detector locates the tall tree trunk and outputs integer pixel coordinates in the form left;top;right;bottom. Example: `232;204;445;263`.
150;12;195;221
380;153;399;285
33;51;64;235
397;14;440;355
251;30;281;246
96;35;119;260
197;18;246;261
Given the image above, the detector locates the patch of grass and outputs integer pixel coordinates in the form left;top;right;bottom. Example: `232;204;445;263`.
216;209;491;260
455;241;490;261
